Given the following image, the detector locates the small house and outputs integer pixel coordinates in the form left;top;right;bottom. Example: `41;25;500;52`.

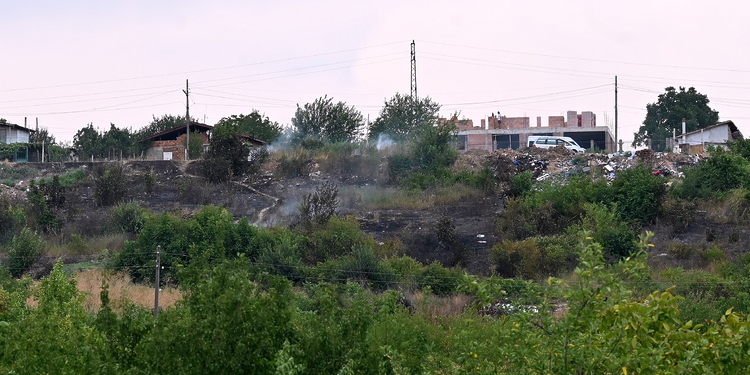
0;121;36;162
674;120;743;153
141;122;212;161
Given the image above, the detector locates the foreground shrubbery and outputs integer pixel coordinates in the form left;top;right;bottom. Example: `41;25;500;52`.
3;235;750;373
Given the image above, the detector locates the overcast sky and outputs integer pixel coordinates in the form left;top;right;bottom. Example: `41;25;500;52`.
2;0;749;147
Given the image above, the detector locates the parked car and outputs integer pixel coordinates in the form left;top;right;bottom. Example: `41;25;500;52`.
528;136;585;152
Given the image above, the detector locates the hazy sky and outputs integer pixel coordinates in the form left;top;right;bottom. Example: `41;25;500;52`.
2;0;749;146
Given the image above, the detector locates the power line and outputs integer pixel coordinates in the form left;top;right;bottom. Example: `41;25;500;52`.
418;40;750;74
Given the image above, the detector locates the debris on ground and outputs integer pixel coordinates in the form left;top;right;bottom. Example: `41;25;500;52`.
476;147;702;191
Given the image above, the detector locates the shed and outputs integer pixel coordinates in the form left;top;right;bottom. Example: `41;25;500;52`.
0;121;36;162
140;122;213;161
674;120;743;153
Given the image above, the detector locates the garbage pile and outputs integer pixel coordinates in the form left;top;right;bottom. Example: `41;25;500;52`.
488;147;702;185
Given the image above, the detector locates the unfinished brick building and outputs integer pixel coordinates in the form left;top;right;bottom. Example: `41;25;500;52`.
141;122;212;161
455;110;614;152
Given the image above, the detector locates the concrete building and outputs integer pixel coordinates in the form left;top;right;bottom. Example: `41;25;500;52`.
0;120;36;162
0;121;34;144
672;120;743;154
455;110;614;152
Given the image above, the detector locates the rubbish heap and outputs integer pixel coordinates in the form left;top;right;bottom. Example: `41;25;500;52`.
486;146;702;186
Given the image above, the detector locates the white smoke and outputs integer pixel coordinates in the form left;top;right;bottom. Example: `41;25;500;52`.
376;134;395;150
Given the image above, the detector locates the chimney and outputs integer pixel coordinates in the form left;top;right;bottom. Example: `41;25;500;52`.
682;118;686;135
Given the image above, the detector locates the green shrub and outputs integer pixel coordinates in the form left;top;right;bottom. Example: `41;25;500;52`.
659;197;697;234
495;197;538;240
674;154;750;200
56;167;87;188
7;227;46;278
0;195;25;244
26;179;63;234
453;168;496;192
94;163;127;206
314;245;395;290
382;255;423;290
302;216;374;264
579;203;638;260
276;148;313;178
700;246;725;263
256;230;305;282
142;167;155;193
298;181;339;231
508;171;533;197
387;154;412;184
111;201;148;234
611;165;665;224
668;242;701;260
418;262;462;296
489;236;574;279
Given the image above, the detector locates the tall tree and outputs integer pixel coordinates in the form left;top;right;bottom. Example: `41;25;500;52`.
201;122;251;182
633;86;719;151
30;126;56;145
291;96;363;144
72;124;103;159
215;111;282;143
369;94;441;142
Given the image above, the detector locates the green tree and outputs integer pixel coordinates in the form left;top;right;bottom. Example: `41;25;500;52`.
633;86;719;151
215;111;282;143
72;124;103;159
291;96;363;144
369;93;440;142
29;126;56;145
202;122;251;182
102;123;134;159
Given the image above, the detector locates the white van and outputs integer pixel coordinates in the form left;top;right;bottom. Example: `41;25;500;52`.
528;136;585;153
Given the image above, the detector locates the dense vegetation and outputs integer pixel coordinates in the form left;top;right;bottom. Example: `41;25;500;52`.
4;100;750;372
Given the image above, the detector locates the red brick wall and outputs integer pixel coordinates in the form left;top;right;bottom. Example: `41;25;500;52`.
548;116;565;128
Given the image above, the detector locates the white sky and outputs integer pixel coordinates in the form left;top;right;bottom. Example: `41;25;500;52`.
2;0;749;147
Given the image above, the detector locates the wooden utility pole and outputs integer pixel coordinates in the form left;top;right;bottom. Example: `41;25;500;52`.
183;80;190;160
615;76;619;152
410;40;417;100
154;245;161;318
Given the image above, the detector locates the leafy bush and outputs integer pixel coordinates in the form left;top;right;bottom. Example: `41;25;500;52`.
418;262;462;296
387;154;412;184
674;154;750;200
659;197;697;234
201;123;251;182
314;245;396;290
275;148;313;178
256;230;305;282
489;236;575;279
7;227;46;278
611;165;666;224
94;163;127;206
297;181;339;231
0;195;25;244
54;167;87;188
578;203;638;260
302;215;374;264
508;171;533;197
26;178;64;233
111;201;148;234
142;167;155;193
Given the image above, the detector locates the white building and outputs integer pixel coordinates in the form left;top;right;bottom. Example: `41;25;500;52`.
672;120;743;153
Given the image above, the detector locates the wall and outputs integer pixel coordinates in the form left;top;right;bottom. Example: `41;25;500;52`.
146;132;210;161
